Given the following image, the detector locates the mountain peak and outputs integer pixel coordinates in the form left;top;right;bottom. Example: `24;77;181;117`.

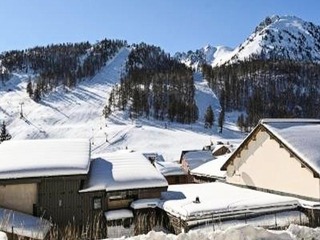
219;15;320;65
174;44;233;69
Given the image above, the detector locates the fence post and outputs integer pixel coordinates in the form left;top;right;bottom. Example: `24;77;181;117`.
11;226;14;240
299;211;302;225
212;214;214;232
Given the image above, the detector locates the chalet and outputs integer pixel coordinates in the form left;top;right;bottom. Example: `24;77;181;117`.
180;150;214;182
221;119;320;202
0;140;168;239
79;150;168;238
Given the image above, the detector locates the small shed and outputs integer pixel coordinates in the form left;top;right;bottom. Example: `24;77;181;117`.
154;161;188;185
180;150;214;182
191;154;230;182
212;145;232;157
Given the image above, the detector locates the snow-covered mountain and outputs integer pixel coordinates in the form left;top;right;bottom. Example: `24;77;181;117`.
174;45;233;69
220;15;320;65
176;15;320;68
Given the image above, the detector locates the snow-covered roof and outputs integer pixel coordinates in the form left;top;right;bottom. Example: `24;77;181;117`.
160;182;301;221
191;154;230;179
0;139;91;179
261;119;320;175
0;208;51;239
104;209;133;221
154;161;186;176
182;150;214;170
221;119;320;174
80;151;168;192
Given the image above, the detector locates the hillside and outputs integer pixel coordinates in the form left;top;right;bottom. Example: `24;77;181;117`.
0;45;240;161
197;15;320;126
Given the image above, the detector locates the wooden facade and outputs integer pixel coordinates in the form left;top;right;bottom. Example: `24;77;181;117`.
164;175;188;185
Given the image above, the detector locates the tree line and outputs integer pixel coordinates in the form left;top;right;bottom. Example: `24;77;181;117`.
104;43;199;124
202;59;320;129
0;39;127;101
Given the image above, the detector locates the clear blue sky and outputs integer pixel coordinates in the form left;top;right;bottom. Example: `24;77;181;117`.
1;0;320;55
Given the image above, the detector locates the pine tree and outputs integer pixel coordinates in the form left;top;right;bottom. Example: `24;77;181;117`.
26;81;33;98
237;113;245;132
204;105;214;128
218;108;225;134
0;121;12;143
33;83;42;102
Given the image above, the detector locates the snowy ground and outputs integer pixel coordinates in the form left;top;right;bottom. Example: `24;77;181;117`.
113;224;320;240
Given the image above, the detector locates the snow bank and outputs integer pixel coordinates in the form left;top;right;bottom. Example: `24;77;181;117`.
121;225;293;240
0;139;90;179
111;223;320;240
0;232;7;240
0;208;51;239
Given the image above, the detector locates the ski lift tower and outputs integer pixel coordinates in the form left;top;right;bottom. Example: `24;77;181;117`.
19;102;24;119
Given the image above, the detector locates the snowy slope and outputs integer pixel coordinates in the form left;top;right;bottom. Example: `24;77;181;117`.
220;15;320;65
0;46;243;162
0;47;130;140
193;71;220;121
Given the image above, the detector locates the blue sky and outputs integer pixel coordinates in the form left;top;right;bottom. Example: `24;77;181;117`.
1;0;320;54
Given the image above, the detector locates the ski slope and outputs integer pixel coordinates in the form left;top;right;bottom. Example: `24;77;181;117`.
0;47;243;162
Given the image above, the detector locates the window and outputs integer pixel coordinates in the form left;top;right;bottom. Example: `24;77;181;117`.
93;197;102;210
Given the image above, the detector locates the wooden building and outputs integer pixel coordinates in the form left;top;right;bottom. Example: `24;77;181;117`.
180;150;214;183
144;153;188;185
221;119;320;201
0;139;91;223
0;140;169;238
79;151;168;238
154;160;188;185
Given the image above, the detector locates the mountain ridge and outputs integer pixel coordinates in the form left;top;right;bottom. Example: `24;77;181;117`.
176;15;320;68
